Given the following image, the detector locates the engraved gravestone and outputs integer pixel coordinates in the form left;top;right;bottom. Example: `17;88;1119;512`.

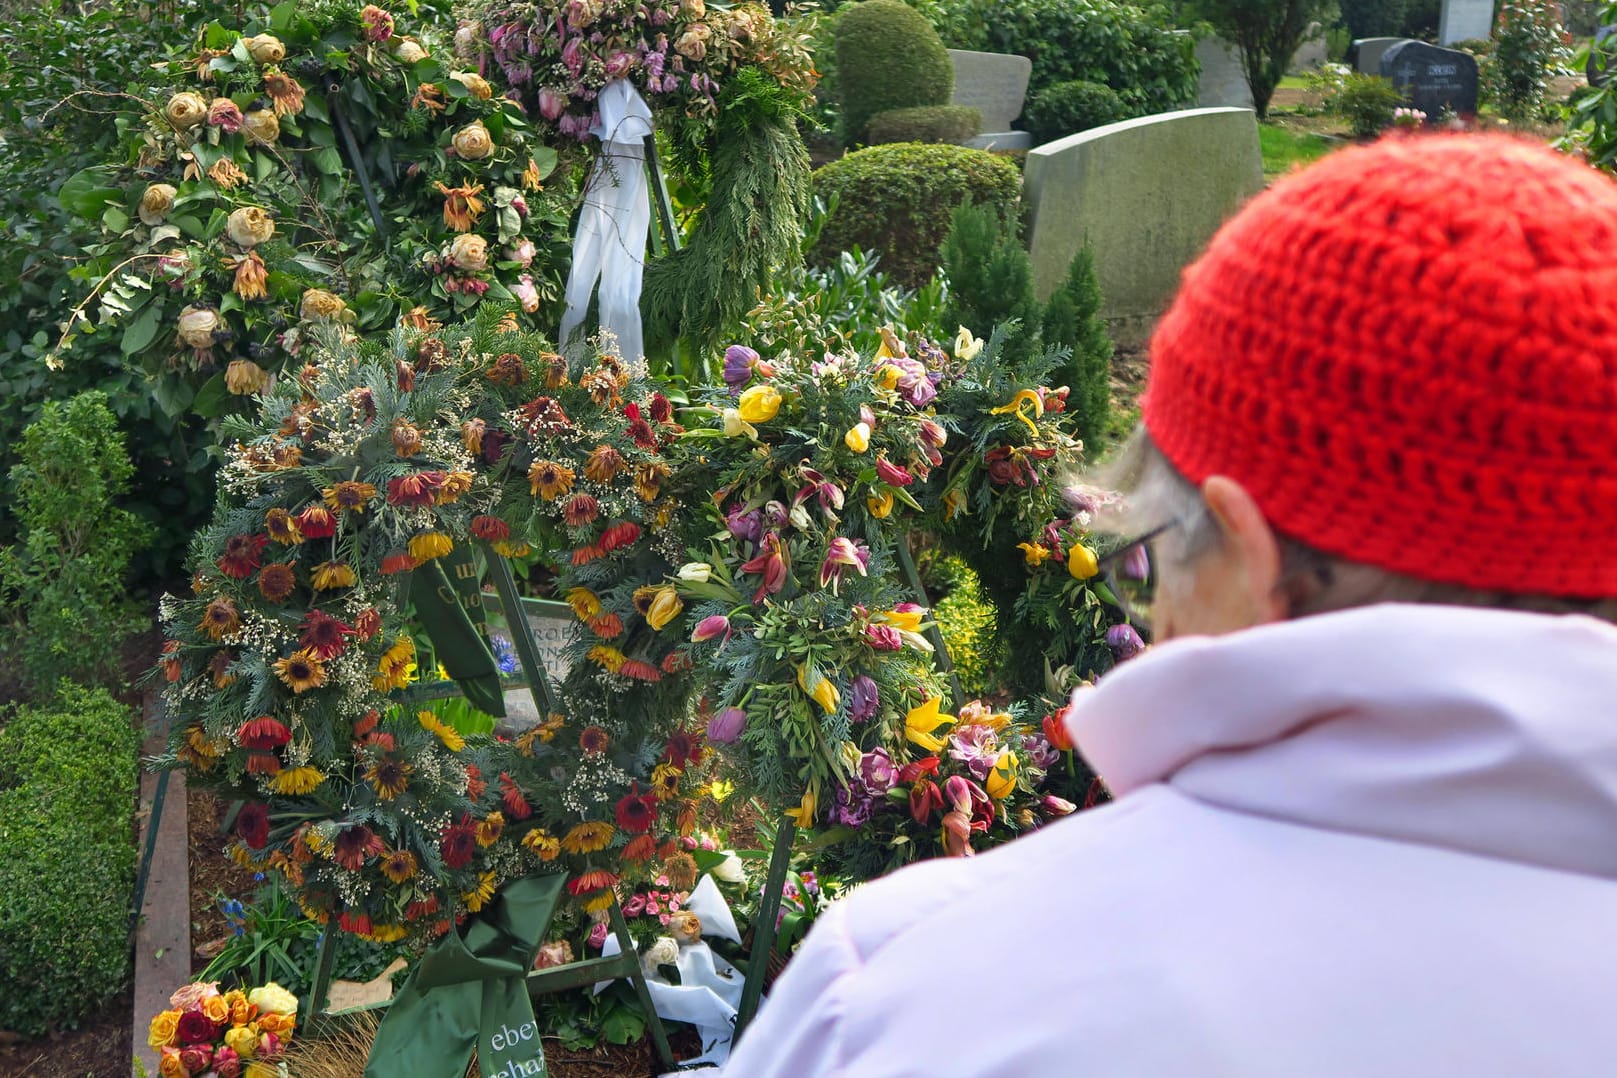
948;49;1033;150
1439;0;1495;43
1379;39;1479;119
499;600;573;730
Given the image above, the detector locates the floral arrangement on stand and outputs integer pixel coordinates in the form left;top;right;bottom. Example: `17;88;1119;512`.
146;980;299;1078
56;0;573;426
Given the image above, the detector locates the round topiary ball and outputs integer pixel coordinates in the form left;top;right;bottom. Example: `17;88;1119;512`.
809;142;1023;286
1023;80;1129;146
835;0;955;145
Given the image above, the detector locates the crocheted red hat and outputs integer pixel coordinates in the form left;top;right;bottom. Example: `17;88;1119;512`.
1143;134;1617;598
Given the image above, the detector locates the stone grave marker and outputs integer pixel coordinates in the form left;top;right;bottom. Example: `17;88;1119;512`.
498;598;573;730
1292;23;1329;70
1197;36;1255;108
1379;39;1479;119
1023;107;1264;342
948;49;1033;150
1439;0;1495;43
1352;37;1410;74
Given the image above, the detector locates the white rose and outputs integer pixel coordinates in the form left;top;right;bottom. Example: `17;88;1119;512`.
393;38;428;63
176;306;220;348
243;109;280;145
164;91;209;130
710;854;746;885
225;206;275;248
640;936;680;978
448;233;489;272
244;34;286;65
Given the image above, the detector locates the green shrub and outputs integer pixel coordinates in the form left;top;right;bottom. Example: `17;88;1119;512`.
1489;0;1571;122
936;0;1199;111
866;105;983;144
1022;80;1129;145
929;557;997;697
0;391;153;690
1326;71;1406;136
809;143;1023;286
1339;0;1410;40
1042;243;1114;455
0;682;140;1037
939;200;1042;366
836;0;956;144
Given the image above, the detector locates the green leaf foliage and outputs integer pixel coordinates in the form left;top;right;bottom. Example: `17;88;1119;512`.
864;104;983;145
1042;242;1114;455
0;682;140;1038
1022;80;1129;145
834;0;956;144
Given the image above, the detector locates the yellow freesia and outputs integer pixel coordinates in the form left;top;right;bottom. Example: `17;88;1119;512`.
844;422;871;453
877;365;902;390
989;388;1045;437
722;407;758;439
737;384;782;424
784;788;817;828
1067;543;1099;580
796;664;841;714
985;749;1018;799
954;326;983;361
905;696;956;752
705;779;735;803
879;607;925;632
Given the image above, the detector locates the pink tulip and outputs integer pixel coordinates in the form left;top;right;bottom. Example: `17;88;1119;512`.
691;614;731;644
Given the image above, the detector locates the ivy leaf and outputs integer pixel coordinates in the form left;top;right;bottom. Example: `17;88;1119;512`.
57;168;121;219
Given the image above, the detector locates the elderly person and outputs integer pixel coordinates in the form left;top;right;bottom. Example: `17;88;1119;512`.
721;134;1617;1076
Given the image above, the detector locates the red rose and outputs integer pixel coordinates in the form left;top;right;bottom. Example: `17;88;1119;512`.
176;1008;218;1045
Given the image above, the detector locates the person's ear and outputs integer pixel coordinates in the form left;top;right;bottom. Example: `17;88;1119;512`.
1200;475;1287;626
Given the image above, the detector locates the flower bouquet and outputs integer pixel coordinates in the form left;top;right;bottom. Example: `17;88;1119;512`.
146;980;298;1078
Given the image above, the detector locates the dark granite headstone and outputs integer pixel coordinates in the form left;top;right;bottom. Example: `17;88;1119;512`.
1379;39;1479;119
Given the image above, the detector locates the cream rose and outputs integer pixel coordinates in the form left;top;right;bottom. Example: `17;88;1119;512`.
393;38;428;63
176;306;220;349
450;71;494;99
453;22;483;58
164;91;208;130
247;982;299;1016
225;206;274;248
452;121;494;160
243;108;280;145
300;289;347;321
244;34;286;65
448;233;489;272
674;24;710;61
682;0;706;16
225;359;270;395
139;183;177;226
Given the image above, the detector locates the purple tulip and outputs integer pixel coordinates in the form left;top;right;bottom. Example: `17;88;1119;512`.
707;707;747;744
1024;733;1059;771
725;504;763;544
1041;795;1077;817
1119;543;1151;581
1107;623;1147;661
723;344;760;392
848;675;879;722
859;748;897;794
561;36;585;76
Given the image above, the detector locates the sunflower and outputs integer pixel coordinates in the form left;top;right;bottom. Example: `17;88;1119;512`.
323;481;377;514
270;766;326;795
583;444;626;483
333;825;381;871
560;820;615;855
299;504;338;537
239;714;292;749
618;659;661;682
578;724;610;754
264;508;302;545
522;829;561;860
581;891;615;914
470;515;511;541
614;787;657;833
417;710;465;752
476;811;505;848
440;819;479;869
562;494;600;528
379;848;418;884
589;612;623;639
373;637;417;691
650;762;683;801
365;924;409;943
217;533;267;579
208;649;237;688
461;871;499;913
461;418;486;455
367;756;414;800
311;560;357;590
527;460;575;500
198;597;241;640
633;461;670;502
408;531;454;561
493;540;532;558
565;587;601;621
391;419;422;458
435;180;486;232
663;852;699;892
380;552;419;576
273;649;328;692
485;352;525;386
263;69;306;116
299;610;356;659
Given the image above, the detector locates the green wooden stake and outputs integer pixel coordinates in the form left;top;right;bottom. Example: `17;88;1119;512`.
643;133;682;255
732;816;797;1045
329;92;388;240
308;924;339;1023
895;542;965;710
480;545;557;717
612;897;678;1071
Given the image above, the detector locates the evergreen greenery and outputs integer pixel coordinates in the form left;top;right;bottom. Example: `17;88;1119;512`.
810;143;1022;287
1489;0;1571;122
0;682;140;1038
834;0;955;144
1042;243;1115;456
939;200;1042;368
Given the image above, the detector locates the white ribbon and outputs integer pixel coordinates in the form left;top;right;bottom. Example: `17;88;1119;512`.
559;79;654;362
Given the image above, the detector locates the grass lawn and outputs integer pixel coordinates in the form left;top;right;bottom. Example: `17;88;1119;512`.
1259;122;1338;180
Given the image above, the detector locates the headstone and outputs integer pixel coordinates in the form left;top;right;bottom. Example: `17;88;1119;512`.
1439;0;1495;43
1023;107;1264;342
497;600;573;732
948;49;1033;151
1379;39;1480;118
1352;36;1409;74
1197;36;1255;108
1292;23;1329;70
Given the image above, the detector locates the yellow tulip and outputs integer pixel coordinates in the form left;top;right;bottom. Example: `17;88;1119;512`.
905;696;955;752
1067;543;1099;580
737;384;782;424
985;749;1018;799
844;422;871;453
796;664;841;714
867;488;895;518
646;586;684;630
785;788;817;828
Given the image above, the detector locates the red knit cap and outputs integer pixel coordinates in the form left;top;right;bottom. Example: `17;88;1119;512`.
1143;133;1617;598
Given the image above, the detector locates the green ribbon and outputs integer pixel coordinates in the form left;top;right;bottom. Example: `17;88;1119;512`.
365;874;566;1078
408;543;506;718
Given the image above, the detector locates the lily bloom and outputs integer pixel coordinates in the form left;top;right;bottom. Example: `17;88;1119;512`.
906;696;956;752
739;533;789;603
819;536;871;592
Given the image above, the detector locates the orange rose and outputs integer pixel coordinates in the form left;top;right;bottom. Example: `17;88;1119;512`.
224;989;258;1026
256;1012;295;1035
158;1048;188;1078
201;995;231;1025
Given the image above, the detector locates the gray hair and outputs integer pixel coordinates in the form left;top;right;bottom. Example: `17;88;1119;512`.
1097;429;1617;625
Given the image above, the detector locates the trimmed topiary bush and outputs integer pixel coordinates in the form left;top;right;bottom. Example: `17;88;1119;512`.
866;104;983;145
0;682;140;1037
835;0;956;144
1022;80;1129;145
810;142;1023;286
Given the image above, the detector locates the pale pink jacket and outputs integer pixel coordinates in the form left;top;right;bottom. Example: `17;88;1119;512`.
722;605;1617;1077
